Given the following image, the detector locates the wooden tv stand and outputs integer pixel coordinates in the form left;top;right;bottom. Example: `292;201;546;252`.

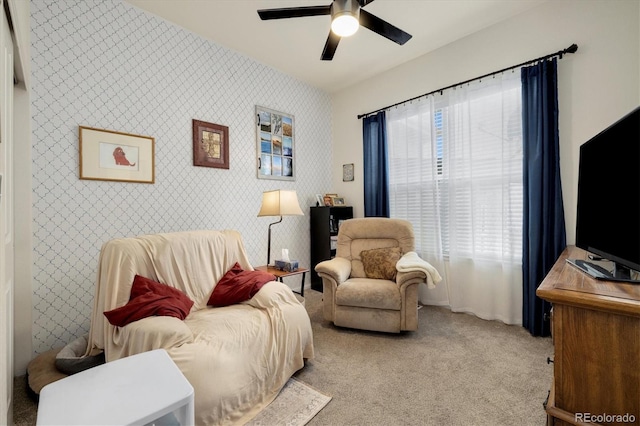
537;246;640;425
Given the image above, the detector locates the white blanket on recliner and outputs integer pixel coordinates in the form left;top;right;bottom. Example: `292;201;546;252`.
396;251;443;289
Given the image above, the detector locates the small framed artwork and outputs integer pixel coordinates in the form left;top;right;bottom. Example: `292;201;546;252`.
323;196;333;207
332;197;346;206
315;194;324;206
193;119;229;169
343;163;354;182
79;126;155;184
256;105;295;181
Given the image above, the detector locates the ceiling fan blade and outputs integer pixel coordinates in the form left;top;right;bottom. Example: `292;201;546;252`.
257;5;331;20
358;0;376;6
359;9;412;45
321;32;341;61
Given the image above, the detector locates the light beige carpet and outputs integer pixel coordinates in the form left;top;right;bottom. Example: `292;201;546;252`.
15;289;551;426
247;377;332;426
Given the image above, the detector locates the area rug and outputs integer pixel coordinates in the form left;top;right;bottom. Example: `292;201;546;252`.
246;377;332;426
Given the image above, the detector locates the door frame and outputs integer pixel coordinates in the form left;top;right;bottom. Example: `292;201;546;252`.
0;1;15;423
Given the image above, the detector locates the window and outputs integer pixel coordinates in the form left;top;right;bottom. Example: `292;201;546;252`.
387;74;523;263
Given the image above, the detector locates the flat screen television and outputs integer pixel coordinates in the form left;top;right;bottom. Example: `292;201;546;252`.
570;106;640;283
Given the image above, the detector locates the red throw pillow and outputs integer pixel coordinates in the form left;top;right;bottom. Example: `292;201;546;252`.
208;263;276;307
104;275;194;327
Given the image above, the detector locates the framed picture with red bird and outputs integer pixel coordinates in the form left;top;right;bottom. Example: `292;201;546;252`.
79;126;155;184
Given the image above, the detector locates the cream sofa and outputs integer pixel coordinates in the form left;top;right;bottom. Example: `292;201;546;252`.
86;230;314;425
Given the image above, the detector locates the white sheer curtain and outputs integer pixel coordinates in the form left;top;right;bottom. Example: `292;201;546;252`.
387;72;523;324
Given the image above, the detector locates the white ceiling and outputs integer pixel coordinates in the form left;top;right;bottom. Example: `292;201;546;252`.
125;0;547;93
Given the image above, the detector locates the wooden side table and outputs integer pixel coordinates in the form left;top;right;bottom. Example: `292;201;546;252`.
255;265;309;297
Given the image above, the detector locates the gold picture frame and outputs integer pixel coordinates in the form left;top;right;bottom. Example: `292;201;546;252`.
193;119;229;169
332;197;346;206
79;126;155;184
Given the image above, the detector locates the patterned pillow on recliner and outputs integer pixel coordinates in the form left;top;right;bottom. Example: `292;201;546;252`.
360;247;402;280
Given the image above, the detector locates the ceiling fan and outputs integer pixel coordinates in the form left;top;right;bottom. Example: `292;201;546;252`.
257;0;412;61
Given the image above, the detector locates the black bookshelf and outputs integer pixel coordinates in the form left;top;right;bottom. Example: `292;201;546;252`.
309;206;353;291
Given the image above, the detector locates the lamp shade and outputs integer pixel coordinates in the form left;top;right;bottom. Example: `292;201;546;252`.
257;190;304;217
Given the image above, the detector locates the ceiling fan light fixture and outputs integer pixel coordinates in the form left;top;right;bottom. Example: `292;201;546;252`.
331;14;358;37
257;0;412;61
330;0;360;37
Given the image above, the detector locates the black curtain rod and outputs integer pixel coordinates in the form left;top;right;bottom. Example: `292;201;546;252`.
357;43;578;120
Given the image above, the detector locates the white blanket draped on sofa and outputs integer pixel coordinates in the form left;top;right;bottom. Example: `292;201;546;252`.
86;230;314;425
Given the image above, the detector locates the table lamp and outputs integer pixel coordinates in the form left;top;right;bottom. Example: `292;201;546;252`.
257;189;304;265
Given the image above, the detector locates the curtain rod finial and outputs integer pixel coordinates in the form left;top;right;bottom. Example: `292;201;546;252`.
566;44;578;54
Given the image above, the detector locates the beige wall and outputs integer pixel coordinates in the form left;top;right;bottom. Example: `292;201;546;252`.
330;0;640;245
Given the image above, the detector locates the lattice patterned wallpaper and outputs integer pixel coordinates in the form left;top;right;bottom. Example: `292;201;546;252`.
30;0;332;354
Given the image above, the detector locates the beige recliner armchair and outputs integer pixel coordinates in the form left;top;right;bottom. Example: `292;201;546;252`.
315;217;437;333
